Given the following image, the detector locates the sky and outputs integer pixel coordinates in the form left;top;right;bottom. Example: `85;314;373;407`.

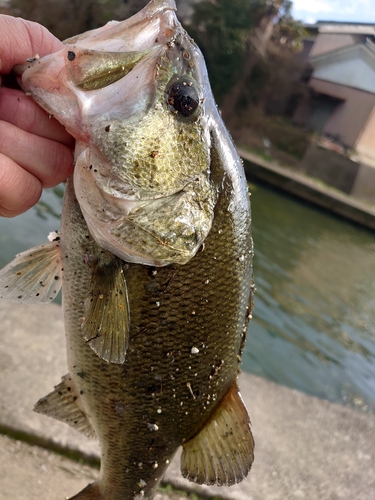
292;0;375;25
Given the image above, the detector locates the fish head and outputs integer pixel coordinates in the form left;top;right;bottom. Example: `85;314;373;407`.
17;0;224;266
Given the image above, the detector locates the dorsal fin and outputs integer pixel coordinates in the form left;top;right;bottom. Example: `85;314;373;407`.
83;262;130;364
34;374;95;439
0;241;62;303
181;381;254;486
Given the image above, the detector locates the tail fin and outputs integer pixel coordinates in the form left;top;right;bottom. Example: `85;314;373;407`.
68;483;101;500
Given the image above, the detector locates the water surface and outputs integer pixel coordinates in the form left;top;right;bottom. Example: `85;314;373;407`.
0;186;64;269
244;180;375;413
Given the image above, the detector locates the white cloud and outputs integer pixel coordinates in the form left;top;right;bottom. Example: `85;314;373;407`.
292;0;334;14
340;0;372;15
292;0;375;23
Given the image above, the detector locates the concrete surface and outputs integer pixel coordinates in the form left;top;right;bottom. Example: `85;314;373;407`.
0;433;97;500
0;434;188;500
0;301;374;499
239;148;375;231
0;302;99;460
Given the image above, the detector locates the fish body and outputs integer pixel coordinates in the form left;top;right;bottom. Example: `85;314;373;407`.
0;1;254;499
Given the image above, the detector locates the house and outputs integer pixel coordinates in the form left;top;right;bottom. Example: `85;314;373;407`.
293;22;375;201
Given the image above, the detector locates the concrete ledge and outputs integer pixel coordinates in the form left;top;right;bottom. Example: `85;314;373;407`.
0;433;188;500
239;148;375;231
0;433;97;500
0;302;100;461
1;302;374;499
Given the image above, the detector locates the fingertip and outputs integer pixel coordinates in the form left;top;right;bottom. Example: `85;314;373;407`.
0;87;75;148
0;154;43;217
0;121;74;190
0;16;63;74
40;143;74;188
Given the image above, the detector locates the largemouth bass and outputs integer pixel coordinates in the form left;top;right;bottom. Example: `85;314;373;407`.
0;1;254;498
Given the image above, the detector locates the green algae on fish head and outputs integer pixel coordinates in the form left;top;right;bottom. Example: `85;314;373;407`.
94;102;210;199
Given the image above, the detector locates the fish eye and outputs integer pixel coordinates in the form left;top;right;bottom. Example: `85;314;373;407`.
167;79;199;117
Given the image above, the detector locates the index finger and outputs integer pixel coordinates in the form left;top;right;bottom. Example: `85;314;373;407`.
0;15;63;75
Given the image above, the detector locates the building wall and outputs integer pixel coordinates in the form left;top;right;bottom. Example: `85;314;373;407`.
351;163;375;201
355;105;375;165
309;78;375;148
299;142;359;194
312;46;375;94
309;34;364;57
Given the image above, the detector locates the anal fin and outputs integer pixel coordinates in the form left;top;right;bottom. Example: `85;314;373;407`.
0;241;62;303
83;262;129;364
34;374;95;439
181;380;254;486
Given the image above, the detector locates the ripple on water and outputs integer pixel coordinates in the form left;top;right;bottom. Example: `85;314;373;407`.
244;180;375;413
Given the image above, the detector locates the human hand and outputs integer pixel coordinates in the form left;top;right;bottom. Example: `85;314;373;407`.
0;15;74;217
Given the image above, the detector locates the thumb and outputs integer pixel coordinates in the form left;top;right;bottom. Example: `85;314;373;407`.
0;15;63;75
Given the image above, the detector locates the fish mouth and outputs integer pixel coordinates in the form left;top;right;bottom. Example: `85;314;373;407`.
14;0;179;80
13;0;183;139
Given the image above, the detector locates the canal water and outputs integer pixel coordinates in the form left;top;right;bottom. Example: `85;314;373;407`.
0;180;374;412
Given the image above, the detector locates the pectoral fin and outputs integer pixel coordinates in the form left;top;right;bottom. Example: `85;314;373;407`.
34;374;95;439
181;381;254;486
0;242;62;303
83;262;130;364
